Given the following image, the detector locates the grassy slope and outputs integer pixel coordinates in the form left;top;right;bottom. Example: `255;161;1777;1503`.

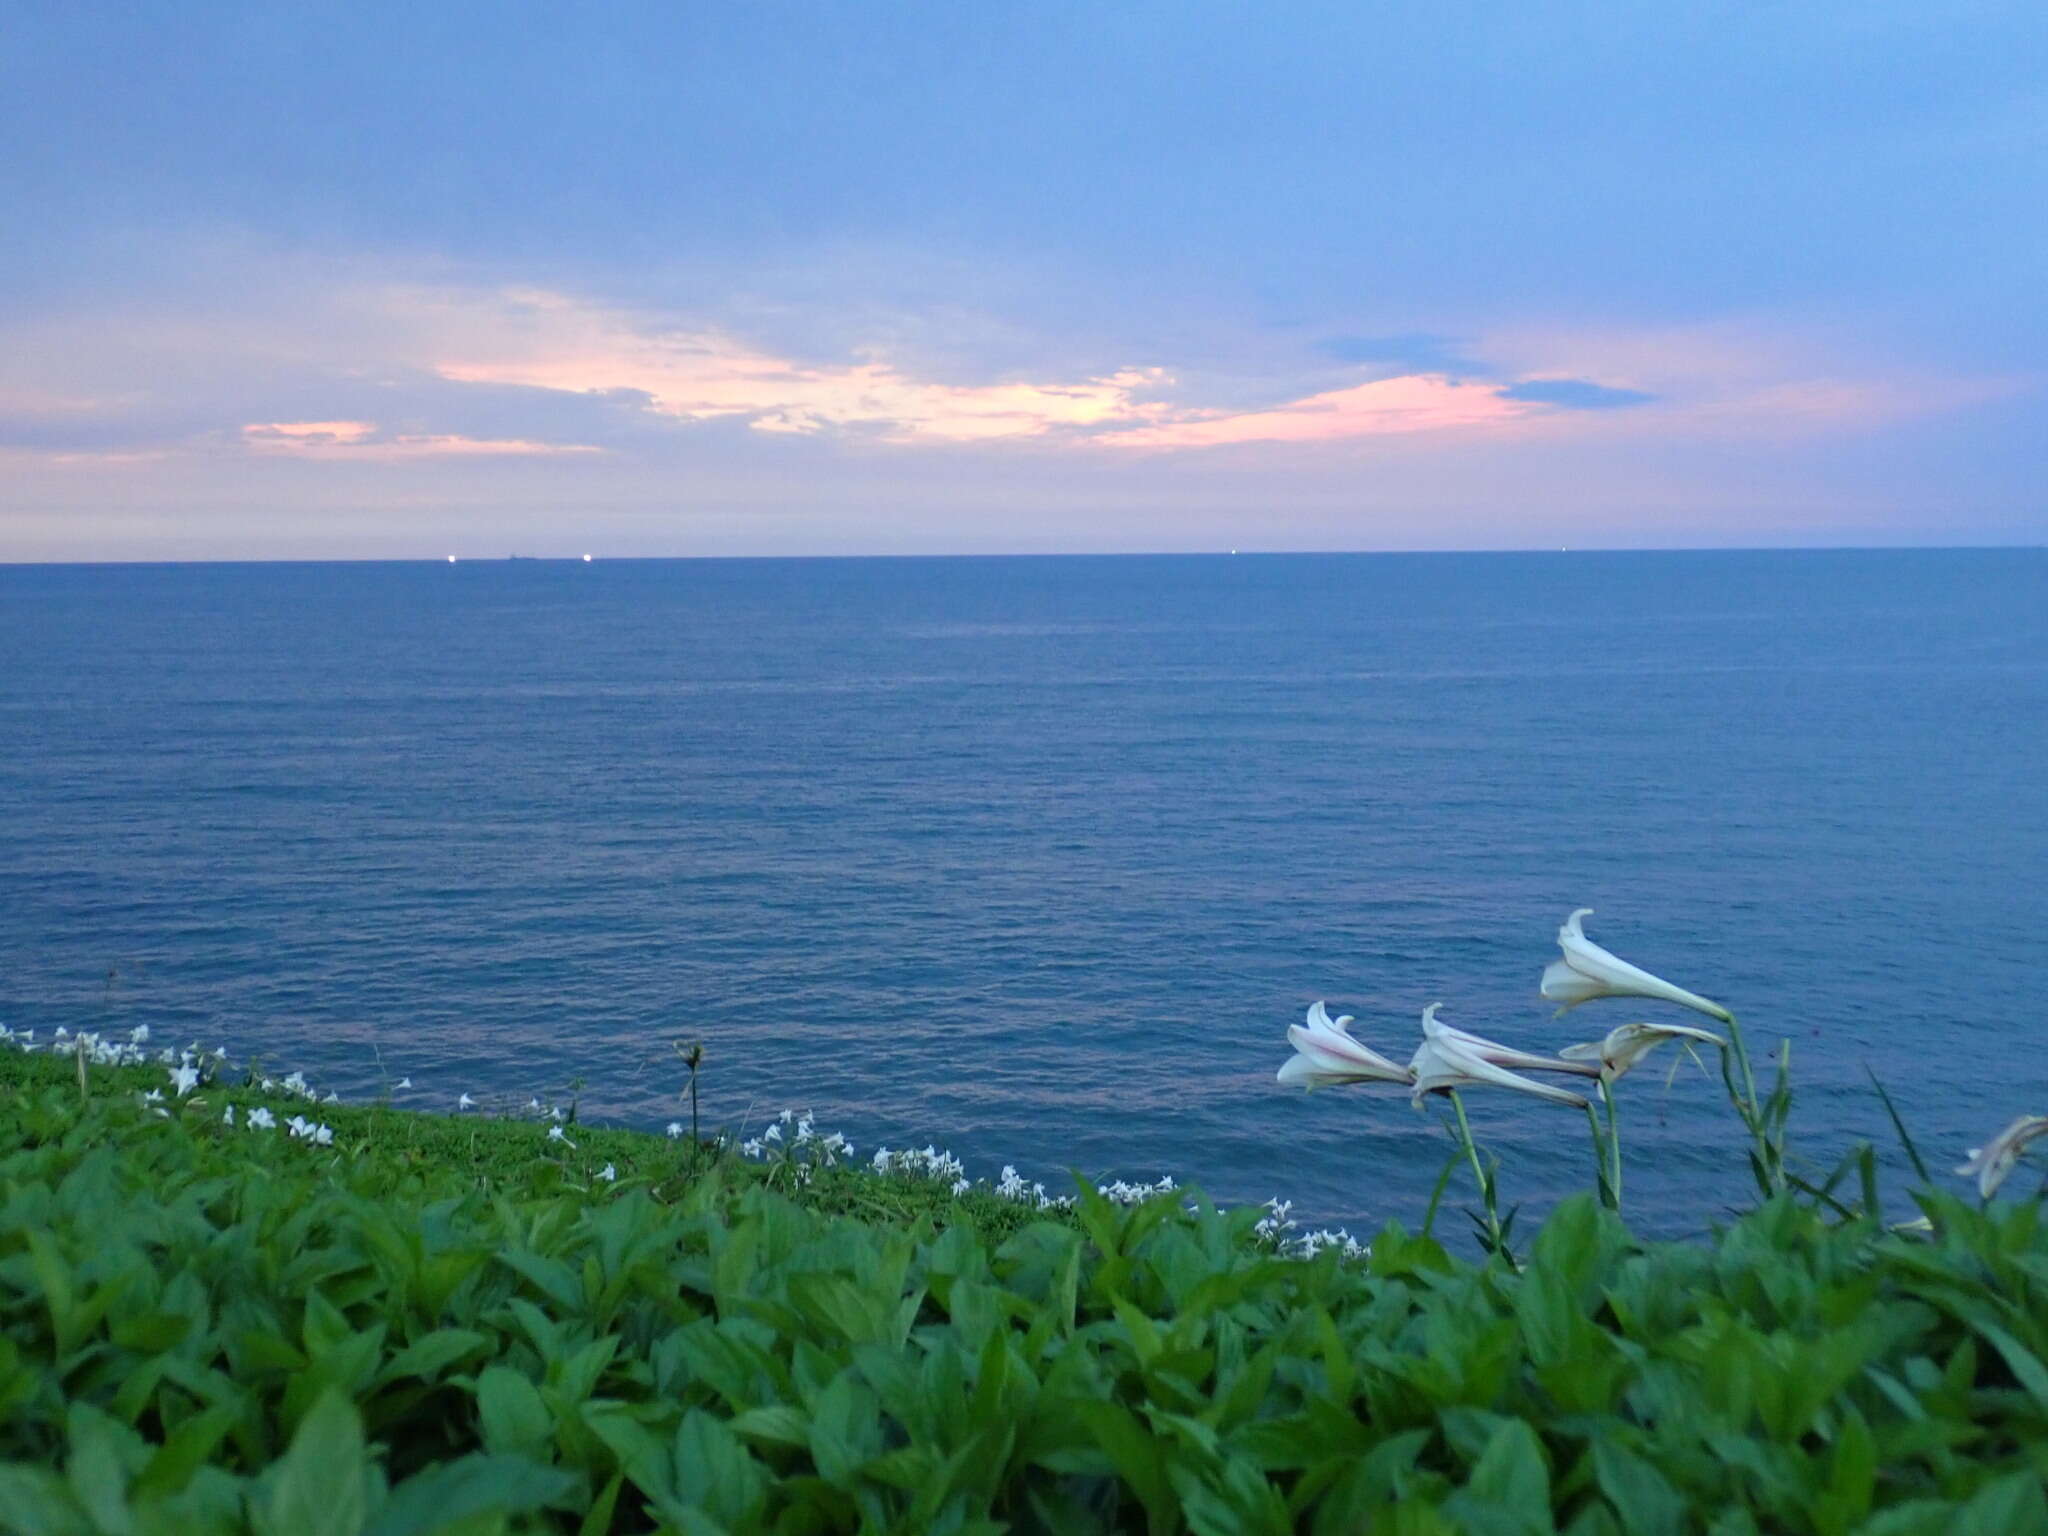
3;1051;2047;1535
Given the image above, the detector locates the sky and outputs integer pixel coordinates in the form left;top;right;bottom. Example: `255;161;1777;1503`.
3;1;2044;560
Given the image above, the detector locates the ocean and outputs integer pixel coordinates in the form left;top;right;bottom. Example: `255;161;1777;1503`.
3;549;2043;1236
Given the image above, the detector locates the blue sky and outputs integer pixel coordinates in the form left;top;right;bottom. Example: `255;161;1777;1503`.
3;1;2043;558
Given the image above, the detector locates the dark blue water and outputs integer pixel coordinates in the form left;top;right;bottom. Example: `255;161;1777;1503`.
3;550;2044;1235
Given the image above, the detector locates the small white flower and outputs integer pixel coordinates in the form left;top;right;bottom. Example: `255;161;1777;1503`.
247;1106;276;1130
1541;909;1732;1022
549;1107;564;1122
597;1163;617;1182
666;1121;684;1138
741;1138;764;1157
169;1065;200;1096
394;1077;412;1090
547;1125;577;1149
323;1091;339;1104
142;1088;164;1104
129;1025;150;1044
779;1109;794;1125
950;1178;970;1196
286;1114;312;1138
1956;1114;2048;1200
457;1093;476;1110
282;1071;309;1096
763;1123;782;1143
311;1124;334;1146
528;1097;543;1111
222;1104;236;1126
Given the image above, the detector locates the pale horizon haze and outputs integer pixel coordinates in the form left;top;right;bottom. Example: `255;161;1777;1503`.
4;3;2045;561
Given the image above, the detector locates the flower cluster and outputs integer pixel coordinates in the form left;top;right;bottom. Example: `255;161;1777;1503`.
871;1144;967;1194
1249;1198;1370;1261
737;1110;856;1185
1095;1175;1178;1206
217;1102;333;1145
994;1165;1074;1211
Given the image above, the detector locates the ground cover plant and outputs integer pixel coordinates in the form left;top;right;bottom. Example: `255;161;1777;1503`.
4;1038;2048;1536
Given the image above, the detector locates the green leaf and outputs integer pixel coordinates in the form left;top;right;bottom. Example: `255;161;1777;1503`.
0;1465;93;1536
1074;1401;1176;1536
1951;1472;2048;1536
1590;1441;1684;1536
131;1406;240;1500
378;1328;490;1385
262;1388;370;1536
1443;1420;1554;1536
66;1403;142;1535
366;1455;577;1536
475;1367;553;1458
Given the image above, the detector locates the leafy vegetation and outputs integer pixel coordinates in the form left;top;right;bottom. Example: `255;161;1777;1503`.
4;1051;2048;1534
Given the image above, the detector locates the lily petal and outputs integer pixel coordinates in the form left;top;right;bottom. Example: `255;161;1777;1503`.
1543;908;1733;1023
1407;1005;1590;1110
1955;1114;2048;1200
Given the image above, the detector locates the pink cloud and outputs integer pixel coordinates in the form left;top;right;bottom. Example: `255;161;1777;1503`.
1093;373;1531;449
241;421;600;460
417;289;1170;444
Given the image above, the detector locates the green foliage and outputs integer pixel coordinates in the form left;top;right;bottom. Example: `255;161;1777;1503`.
4;1055;2047;1533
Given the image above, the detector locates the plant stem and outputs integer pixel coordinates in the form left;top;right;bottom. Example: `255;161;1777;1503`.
1719;1011;1781;1197
1601;1079;1622;1212
1447;1090;1503;1254
1584;1089;1620;1213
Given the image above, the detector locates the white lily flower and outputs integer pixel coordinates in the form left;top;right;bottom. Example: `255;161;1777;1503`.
457;1093;476;1110
1558;1021;1726;1083
169;1065;199;1096
1408;1005;1592;1111
247;1106;276;1130
1955;1114;2048;1200
1541;909;1732;1023
666;1121;684;1138
394;1077;412;1090
141;1088;164;1104
596;1162;617;1182
1276;1001;1416;1090
222;1104;236;1126
129;1025;150;1044
547;1124;577;1149
311;1124;334;1146
286;1114;313;1138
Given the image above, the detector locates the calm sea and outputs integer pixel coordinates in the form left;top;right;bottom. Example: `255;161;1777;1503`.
3;550;2043;1235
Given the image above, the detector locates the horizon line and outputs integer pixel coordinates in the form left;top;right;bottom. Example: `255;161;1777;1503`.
2;541;2043;570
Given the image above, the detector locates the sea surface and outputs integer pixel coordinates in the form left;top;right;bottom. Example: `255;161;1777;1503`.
3;550;2044;1237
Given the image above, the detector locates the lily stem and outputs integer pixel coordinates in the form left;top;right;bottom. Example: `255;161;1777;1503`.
1601;1078;1622;1212
1584;1102;1612;1211
1720;1011;1781;1196
1584;1083;1622;1213
1448;1089;1504;1255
